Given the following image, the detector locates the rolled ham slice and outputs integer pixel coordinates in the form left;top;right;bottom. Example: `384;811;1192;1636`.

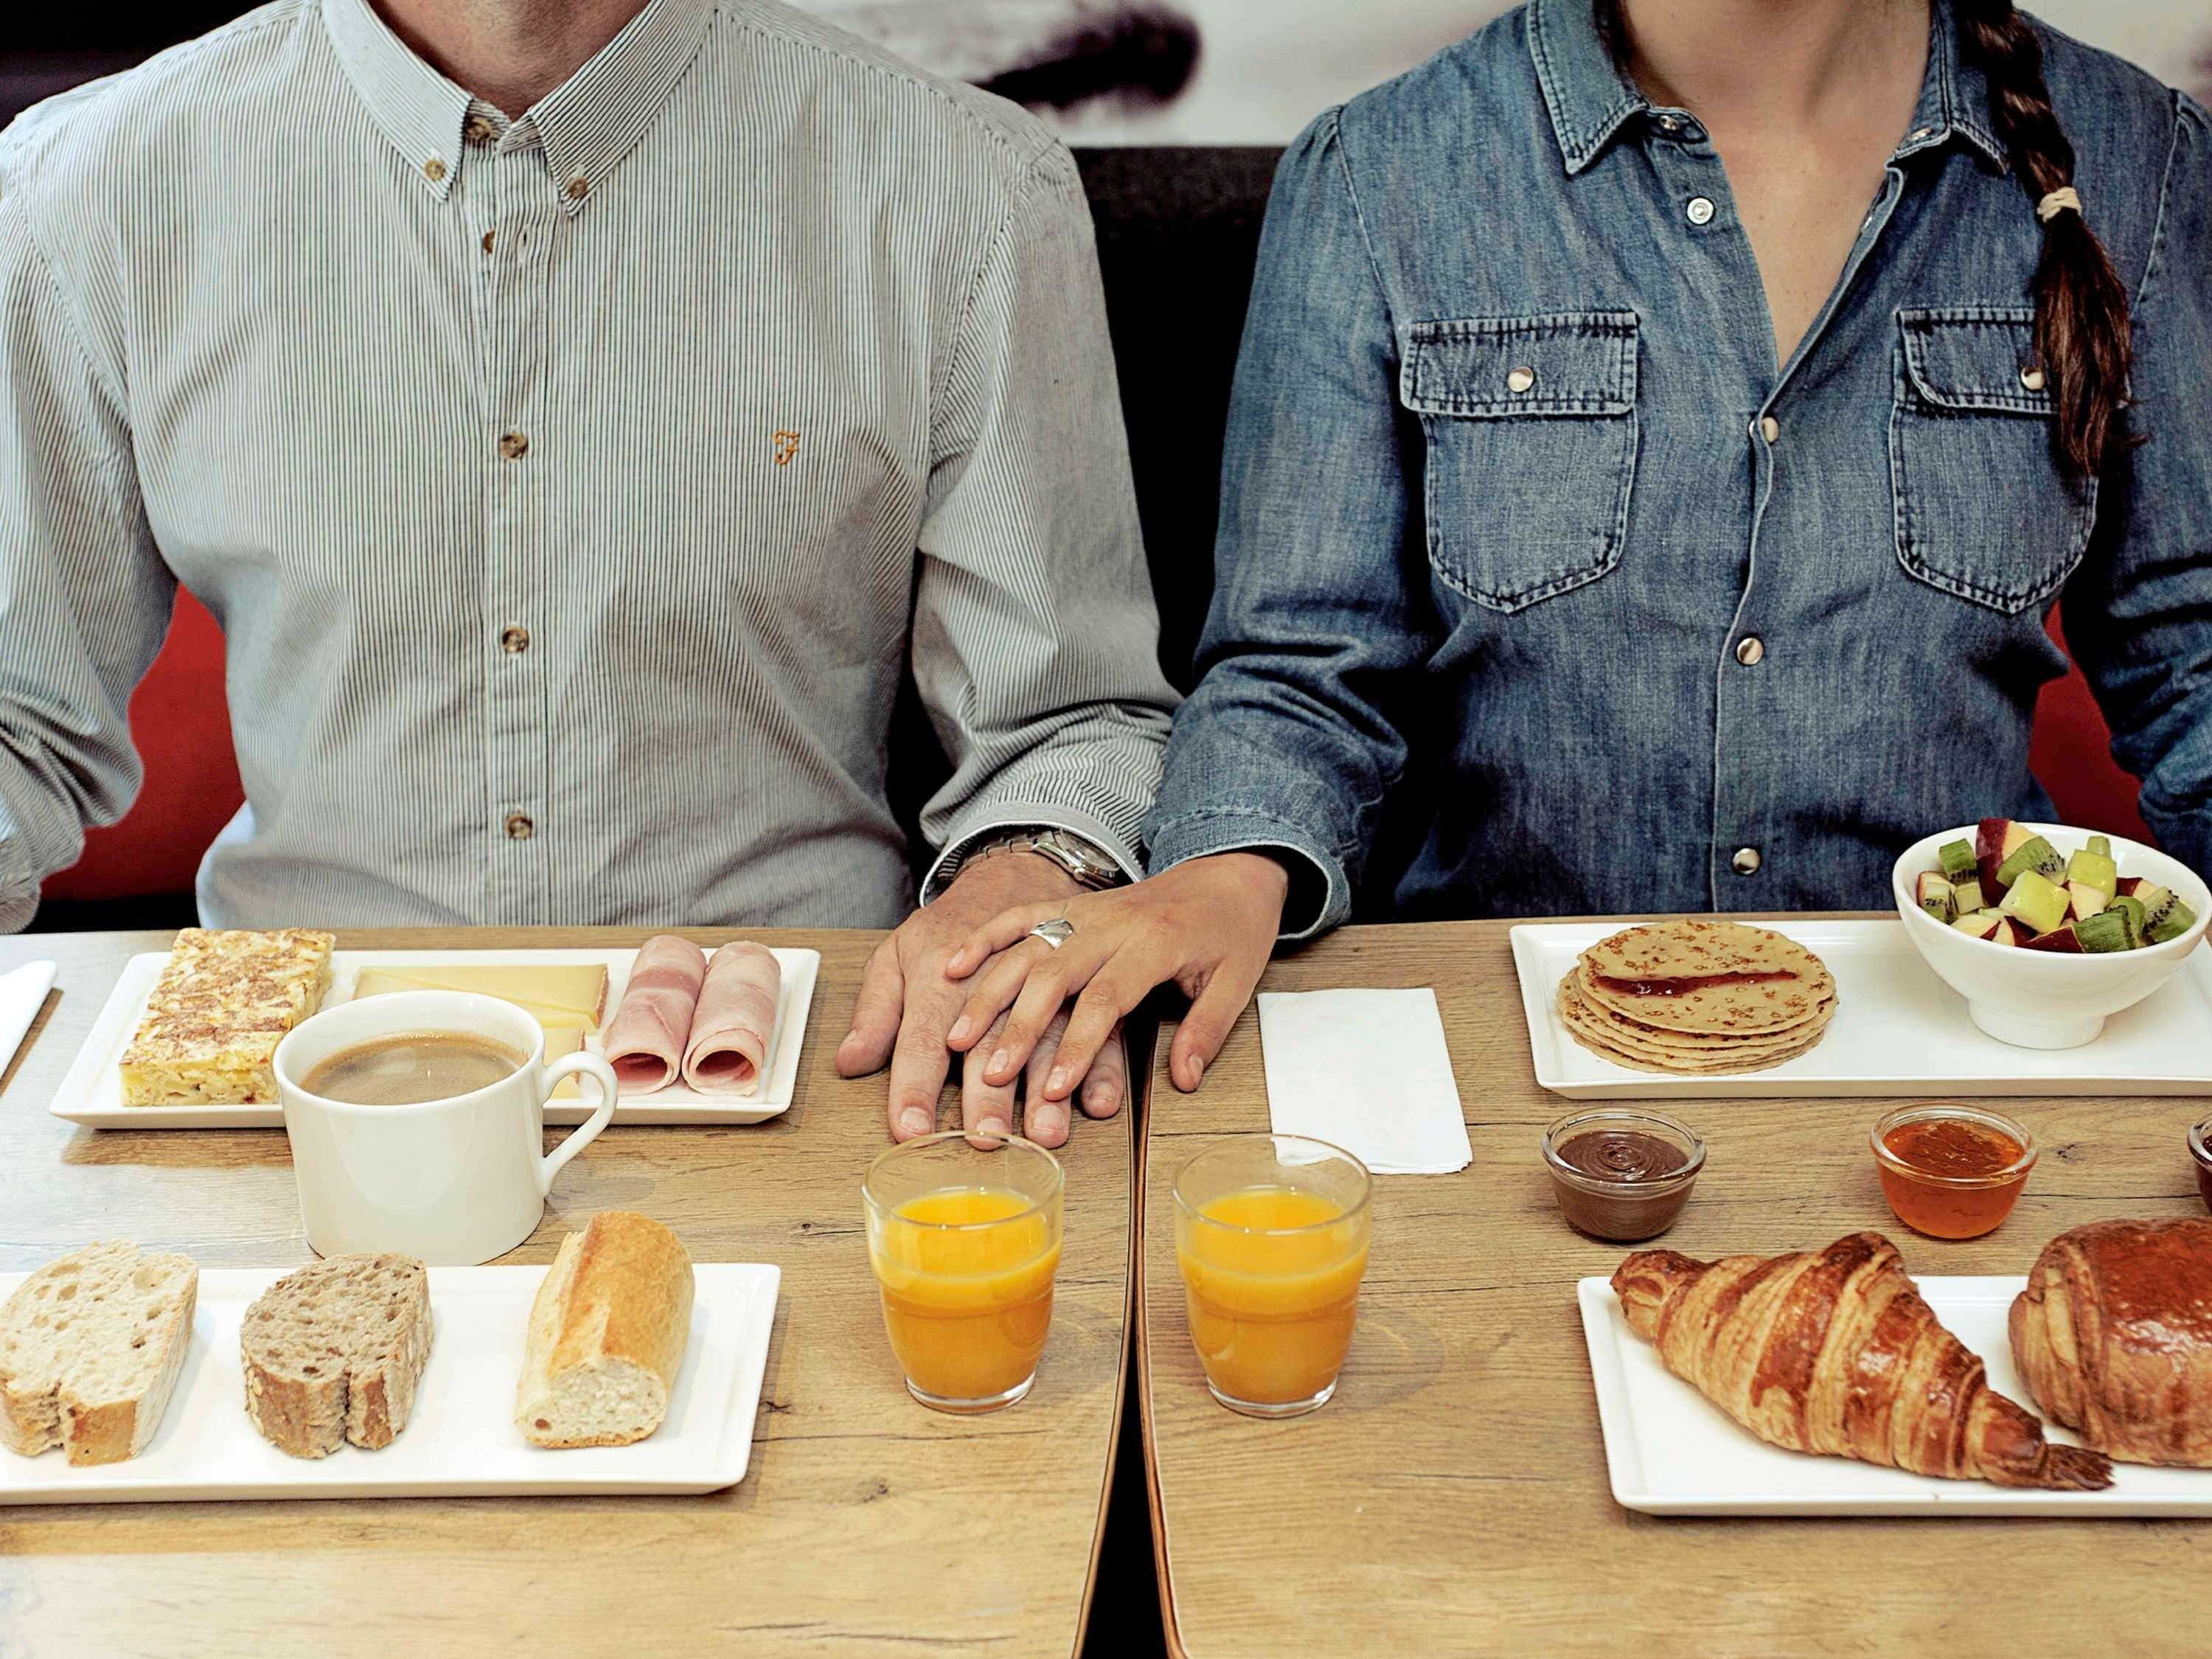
681;942;782;1096
603;936;709;1094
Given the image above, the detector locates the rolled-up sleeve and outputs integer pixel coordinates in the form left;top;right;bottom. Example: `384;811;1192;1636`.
0;187;174;933
1141;110;1441;939
913;140;1178;899
2065;95;2212;877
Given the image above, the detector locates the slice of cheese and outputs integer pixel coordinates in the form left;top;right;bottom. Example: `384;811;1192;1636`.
543;1021;588;1099
351;964;608;1029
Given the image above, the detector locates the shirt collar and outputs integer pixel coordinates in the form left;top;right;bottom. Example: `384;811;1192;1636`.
323;0;714;212
1528;0;2008;178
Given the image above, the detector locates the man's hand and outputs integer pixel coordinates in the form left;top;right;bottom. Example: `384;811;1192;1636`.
835;850;1129;1147
943;851;1287;1098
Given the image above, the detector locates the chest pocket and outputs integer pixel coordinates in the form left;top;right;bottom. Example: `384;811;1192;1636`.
1399;311;1638;614
1890;307;2098;615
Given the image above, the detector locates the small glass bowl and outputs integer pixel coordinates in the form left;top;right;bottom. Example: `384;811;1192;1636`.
1870;1102;2037;1240
1540;1109;1705;1242
2188;1117;2212;1216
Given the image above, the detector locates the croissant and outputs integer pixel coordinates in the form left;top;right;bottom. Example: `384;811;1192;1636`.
1613;1232;2110;1490
2011;1217;2212;1467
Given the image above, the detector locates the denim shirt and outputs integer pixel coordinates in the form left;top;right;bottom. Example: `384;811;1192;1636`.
1142;0;2212;934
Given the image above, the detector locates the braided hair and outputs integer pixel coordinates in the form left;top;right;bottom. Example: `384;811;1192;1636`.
1593;0;2135;475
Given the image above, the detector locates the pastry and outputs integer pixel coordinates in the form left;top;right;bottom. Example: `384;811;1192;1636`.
1614;1231;2110;1489
2011;1217;2212;1467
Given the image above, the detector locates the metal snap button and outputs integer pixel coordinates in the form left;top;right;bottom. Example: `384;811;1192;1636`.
1735;636;1764;667
1686;196;1716;226
2020;366;2047;392
1506;366;1537;394
1731;846;1762;876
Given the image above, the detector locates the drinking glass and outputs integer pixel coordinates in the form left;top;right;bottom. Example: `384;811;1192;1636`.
1172;1133;1373;1419
863;1130;1064;1413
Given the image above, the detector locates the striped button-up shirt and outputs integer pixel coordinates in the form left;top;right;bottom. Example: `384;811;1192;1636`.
0;0;1176;932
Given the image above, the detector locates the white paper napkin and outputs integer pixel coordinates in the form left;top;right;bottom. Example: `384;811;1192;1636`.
1256;987;1472;1175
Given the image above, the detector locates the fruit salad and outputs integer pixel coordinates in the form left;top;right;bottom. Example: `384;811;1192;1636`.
1913;821;2198;953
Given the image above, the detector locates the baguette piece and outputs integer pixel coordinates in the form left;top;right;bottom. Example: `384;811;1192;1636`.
0;1241;199;1464
240;1254;431;1458
517;1211;694;1448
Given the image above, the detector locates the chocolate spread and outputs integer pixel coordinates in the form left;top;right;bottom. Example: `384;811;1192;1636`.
1549;1130;1696;1242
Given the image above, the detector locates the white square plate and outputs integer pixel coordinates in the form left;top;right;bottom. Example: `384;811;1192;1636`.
0;1262;779;1503
46;947;819;1129
1513;919;2212;1098
1579;1274;2212;1515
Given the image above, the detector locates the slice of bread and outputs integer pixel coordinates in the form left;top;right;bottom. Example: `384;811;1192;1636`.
240;1254;432;1458
0;1240;199;1464
516;1211;694;1449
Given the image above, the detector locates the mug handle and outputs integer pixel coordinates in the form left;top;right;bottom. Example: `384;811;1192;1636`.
538;1051;622;1195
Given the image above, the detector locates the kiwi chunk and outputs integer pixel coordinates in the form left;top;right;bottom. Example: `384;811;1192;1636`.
2148;897;2199;945
1938;839;1979;883
2074;909;2135;953
1995;835;2065;890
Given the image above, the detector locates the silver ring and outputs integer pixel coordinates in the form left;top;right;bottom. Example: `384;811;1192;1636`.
1028;919;1076;950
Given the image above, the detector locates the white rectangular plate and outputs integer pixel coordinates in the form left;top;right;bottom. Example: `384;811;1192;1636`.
1579;1274;2212;1516
0;1262;778;1503
1513;919;2212;1098
48;946;820;1128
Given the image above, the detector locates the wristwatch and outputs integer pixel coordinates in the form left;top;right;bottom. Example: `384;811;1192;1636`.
963;827;1127;891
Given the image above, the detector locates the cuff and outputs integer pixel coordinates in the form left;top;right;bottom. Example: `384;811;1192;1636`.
0;843;38;935
1142;808;1350;942
920;802;1144;906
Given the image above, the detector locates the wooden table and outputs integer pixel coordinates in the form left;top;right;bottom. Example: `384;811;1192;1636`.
1139;919;2211;1659
0;928;1132;1659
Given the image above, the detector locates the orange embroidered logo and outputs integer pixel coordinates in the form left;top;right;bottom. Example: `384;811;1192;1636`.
773;431;801;466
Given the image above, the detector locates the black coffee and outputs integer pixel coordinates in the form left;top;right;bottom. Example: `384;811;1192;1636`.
302;1032;524;1105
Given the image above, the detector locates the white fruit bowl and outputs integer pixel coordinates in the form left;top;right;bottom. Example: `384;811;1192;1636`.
1892;823;2210;1050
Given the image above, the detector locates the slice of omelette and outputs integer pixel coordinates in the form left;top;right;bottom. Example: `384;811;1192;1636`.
119;928;337;1106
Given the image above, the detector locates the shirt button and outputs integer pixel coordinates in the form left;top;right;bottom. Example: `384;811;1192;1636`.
466;115;497;145
500;625;531;654
2019;365;2047;392
1506;366;1537;394
566;176;590;201
423;156;448;183
1686;196;1716;226
1655;114;1682;133
1735;635;1765;667
481;230;496;255
498;431;529;461
1908;126;1934;142
504;813;535;841
1732;846;1762;877
1759;415;1780;443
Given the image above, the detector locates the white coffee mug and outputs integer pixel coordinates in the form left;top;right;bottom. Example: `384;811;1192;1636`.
274;990;619;1265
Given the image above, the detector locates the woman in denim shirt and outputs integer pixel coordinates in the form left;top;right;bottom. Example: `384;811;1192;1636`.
936;0;2212;1107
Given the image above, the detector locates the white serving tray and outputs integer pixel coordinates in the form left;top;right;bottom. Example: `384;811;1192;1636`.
1579;1273;2212;1516
48;946;820;1129
0;1262;779;1504
1512;919;2212;1099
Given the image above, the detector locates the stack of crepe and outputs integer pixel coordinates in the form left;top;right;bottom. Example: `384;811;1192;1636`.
1555;919;1837;1074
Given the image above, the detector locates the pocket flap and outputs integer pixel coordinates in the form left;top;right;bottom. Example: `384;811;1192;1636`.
1402;311;1638;418
1899;307;2052;415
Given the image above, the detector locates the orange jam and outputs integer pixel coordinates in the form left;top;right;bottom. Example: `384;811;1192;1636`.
1871;1108;2035;1239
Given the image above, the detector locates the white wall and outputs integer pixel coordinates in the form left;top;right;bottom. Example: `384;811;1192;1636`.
801;1;2212;145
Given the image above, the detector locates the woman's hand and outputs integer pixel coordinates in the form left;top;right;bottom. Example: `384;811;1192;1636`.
942;852;1290;1100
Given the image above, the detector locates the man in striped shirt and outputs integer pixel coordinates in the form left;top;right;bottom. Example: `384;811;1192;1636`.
0;0;1178;1141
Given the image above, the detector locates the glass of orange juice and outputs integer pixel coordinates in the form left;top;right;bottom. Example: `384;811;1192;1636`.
1172;1133;1372;1419
863;1130;1064;1413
